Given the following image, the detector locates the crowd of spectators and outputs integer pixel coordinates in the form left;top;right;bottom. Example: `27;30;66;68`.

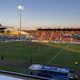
34;29;80;43
0;34;27;42
0;29;80;44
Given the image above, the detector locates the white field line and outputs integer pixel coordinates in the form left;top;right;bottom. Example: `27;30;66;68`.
47;44;70;64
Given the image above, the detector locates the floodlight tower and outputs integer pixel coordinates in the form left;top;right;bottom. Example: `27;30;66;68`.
18;1;24;30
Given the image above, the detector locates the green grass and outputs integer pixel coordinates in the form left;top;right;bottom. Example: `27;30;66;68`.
0;42;80;76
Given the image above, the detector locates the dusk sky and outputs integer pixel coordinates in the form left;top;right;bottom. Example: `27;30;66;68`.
0;0;80;28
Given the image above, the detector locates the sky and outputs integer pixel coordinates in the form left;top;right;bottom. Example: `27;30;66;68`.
0;0;80;29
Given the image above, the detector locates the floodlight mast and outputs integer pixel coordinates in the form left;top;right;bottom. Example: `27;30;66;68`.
18;5;24;30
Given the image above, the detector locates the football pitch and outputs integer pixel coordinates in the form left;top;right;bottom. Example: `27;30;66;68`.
0;41;80;73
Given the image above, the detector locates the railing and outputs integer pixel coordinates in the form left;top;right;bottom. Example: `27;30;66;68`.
0;70;51;80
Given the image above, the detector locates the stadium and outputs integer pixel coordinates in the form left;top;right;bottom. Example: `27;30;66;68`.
0;24;80;80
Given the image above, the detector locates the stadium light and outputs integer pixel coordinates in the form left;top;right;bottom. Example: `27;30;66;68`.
75;62;77;65
18;5;24;11
75;61;78;79
18;4;24;30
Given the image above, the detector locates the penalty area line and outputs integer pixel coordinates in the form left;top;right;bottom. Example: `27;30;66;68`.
47;44;70;64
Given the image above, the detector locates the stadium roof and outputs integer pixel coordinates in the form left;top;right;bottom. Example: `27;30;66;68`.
0;23;14;30
37;28;80;31
0;27;7;30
